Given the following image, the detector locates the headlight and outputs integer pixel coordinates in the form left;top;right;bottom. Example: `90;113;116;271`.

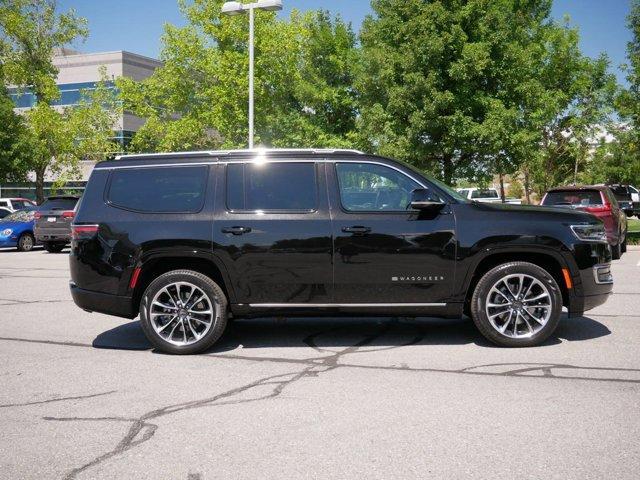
570;224;607;242
1;228;12;236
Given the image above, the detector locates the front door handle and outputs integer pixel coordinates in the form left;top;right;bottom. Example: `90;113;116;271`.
342;226;371;235
221;226;252;235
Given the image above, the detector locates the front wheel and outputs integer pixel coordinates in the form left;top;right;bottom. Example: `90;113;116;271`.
471;262;562;347
139;270;228;354
17;233;35;252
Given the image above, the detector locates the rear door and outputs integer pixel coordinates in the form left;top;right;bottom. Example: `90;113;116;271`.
328;160;456;306
213;159;333;305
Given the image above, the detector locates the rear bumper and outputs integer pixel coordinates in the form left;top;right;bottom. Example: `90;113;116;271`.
35;232;70;242
70;282;136;319
34;225;71;243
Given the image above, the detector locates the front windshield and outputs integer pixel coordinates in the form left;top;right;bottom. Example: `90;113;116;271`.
2;210;35;222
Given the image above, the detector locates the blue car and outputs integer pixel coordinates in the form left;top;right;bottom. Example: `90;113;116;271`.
0;207;38;251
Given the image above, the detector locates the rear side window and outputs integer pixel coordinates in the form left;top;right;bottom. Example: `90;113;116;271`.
108;166;207;213
40;198;78;210
471;189;498;199
226;162;317;212
542;190;602;206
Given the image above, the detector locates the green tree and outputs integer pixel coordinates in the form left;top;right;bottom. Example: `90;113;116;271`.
0;85;31;182
356;0;617;191
24;74;121;201
0;0;87;102
589;0;640;187
1;0;90;200
118;1;358;152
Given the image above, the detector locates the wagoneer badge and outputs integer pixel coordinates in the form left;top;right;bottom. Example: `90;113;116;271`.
392;276;445;282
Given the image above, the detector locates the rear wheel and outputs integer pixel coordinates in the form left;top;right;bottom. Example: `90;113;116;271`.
621;237;627;254
44;242;65;253
17;233;35;252
139;270;228;354
471;262;562;347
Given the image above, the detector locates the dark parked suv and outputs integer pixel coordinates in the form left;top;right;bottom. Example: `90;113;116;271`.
34;195;80;252
70;149;613;354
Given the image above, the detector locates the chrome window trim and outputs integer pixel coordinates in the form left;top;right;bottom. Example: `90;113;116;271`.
95;159;427;188
246;303;447;308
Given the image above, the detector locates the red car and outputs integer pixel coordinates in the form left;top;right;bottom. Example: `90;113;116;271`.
541;185;628;259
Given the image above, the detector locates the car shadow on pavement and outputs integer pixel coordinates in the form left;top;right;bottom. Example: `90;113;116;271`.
91;315;611;353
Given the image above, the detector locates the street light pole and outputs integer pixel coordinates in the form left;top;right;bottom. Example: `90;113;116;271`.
221;0;283;149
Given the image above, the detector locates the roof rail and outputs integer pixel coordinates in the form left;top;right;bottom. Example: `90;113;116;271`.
114;148;365;161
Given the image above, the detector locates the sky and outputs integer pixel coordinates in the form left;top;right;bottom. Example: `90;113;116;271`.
58;0;633;84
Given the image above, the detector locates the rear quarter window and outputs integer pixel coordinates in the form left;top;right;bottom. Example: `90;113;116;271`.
107;166;208;213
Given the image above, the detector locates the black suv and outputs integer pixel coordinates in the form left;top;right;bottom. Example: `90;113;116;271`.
70;149;613;353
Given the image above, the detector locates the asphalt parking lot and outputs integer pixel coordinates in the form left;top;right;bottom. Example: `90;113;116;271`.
1;248;639;480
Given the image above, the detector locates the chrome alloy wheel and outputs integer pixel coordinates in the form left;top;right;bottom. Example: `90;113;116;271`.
149;282;218;346
485;274;552;338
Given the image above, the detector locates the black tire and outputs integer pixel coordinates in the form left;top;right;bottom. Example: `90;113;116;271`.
611;242;621;260
139;270;228;354
470;261;562;347
621;237;627;254
44;242;65;253
17;233;35;252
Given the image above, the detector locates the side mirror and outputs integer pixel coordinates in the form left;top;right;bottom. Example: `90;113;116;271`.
410;188;445;210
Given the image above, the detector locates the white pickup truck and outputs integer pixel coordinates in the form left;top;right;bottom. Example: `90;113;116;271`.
457;187;522;205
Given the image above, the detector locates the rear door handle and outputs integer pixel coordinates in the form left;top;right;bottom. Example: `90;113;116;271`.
221;226;252;235
342;226;371;235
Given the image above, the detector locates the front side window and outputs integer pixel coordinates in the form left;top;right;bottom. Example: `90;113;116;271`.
335;162;421;212
226;162;317;212
108;166;207;213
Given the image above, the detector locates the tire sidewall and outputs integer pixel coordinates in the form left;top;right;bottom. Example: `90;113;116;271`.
18;233;34;252
471;262;562;347
139;270;227;355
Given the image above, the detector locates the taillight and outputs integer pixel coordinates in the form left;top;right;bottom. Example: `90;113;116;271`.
61;210;75;219
34;212;42;219
586;192;612;213
585;205;611;213
71;224;99;239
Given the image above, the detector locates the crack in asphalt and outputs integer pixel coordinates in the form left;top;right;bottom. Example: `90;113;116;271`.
0;298;72;306
0;390;116;408
43;327;388;479
0;319;629;479
1;320;639;478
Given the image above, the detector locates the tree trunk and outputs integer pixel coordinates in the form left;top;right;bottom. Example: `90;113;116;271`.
523;167;531;205
499;172;506;203
35;167;46;204
442;155;453;185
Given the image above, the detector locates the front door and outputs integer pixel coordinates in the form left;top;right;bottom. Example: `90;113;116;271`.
213;160;333;305
328;161;456;305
